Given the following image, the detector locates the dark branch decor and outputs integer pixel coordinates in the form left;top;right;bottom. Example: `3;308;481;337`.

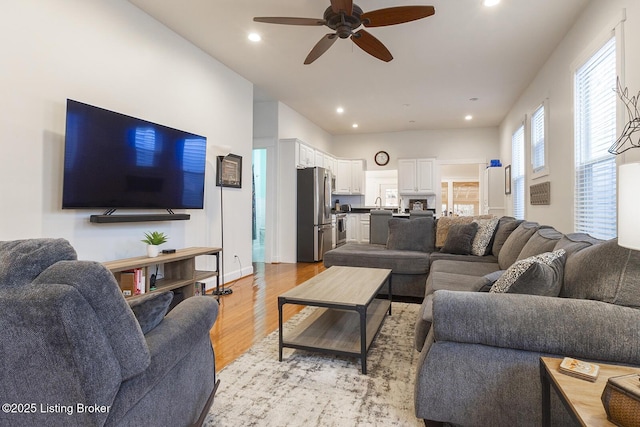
216;154;242;188
609;77;640;155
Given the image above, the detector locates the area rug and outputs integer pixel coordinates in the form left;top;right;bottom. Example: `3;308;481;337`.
204;302;423;426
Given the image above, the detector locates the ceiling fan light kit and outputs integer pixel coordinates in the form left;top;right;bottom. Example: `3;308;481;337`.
253;0;435;64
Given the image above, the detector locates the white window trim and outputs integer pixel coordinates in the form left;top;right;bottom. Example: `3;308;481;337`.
530;99;549;180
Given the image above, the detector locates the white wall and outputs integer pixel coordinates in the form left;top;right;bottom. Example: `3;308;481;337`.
499;0;640;233
278;103;333;152
332;127;500;167
0;0;254;282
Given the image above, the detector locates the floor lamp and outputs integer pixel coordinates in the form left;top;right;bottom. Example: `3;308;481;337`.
212;154;241;298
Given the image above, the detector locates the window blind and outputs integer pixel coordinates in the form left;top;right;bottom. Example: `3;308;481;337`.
512;124;525;220
574;36;617;240
531;104;545;173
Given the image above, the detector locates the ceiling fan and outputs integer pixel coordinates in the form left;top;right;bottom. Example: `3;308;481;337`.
253;0;435;64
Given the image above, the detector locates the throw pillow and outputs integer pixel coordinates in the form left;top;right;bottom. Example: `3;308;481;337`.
440;222;479;255
128;291;174;334
490;249;566;296
471;217;500;256
386;217;433;252
435;216;474;248
474;270;505;292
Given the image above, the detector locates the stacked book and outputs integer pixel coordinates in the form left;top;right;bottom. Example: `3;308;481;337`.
559;357;600;382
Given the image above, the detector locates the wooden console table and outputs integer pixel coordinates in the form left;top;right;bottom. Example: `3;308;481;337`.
540;357;640;426
103;247;222;303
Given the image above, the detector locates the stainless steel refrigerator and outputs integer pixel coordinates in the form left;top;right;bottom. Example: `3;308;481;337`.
297;167;333;262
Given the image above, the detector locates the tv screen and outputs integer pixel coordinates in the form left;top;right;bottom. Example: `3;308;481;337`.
62;99;207;210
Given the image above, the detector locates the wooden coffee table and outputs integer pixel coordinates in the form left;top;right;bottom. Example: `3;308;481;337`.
278;266;392;374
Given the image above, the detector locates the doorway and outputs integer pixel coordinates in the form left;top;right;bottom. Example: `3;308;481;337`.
439;162;484;217
252;148;266;262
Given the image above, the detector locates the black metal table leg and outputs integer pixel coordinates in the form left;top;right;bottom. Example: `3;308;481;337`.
278;297;284;362
358;305;367;374
540;359;551;427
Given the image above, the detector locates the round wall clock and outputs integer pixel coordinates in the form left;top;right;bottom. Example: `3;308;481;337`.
374;150;390;166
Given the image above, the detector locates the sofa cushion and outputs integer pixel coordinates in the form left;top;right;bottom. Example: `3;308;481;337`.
128;291;174;334
324;243;430;275
474;270;506;292
554;233;603;257
0;238;77;288
429;252;498;264
430;259;500;277
497;221;541;270
471;217;500;256
491;217;523;257
491;249;566;296
562;239;640;308
516;228;564;261
386;217;435;253
440;222;478;255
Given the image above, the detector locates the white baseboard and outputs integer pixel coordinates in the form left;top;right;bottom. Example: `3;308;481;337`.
201;265;254;291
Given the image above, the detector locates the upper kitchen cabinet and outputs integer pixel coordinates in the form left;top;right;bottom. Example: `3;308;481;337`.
335;159;365;194
398;158;435;195
296;141;315;168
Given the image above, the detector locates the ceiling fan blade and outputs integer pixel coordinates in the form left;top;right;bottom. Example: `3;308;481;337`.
351;29;393;62
361;6;435;27
304;34;338;64
253;17;325;26
330;0;353;16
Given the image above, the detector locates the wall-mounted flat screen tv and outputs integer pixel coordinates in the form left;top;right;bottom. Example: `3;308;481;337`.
62;99;207;210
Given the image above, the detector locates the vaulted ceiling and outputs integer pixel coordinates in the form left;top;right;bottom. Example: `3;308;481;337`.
129;0;589;135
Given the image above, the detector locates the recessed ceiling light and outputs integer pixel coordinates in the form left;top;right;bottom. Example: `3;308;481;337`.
336;107;344;114
482;0;500;7
352;123;359;128
465;115;473;121
248;33;261;42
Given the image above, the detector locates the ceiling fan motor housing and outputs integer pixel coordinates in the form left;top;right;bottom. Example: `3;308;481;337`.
323;5;364;38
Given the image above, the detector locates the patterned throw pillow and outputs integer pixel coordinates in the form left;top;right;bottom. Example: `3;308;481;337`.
490;249;566;296
471;217;499;256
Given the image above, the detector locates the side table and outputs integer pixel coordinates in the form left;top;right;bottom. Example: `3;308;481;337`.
540;357;640;426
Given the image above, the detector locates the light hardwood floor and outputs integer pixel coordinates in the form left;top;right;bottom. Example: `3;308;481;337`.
209;262;326;371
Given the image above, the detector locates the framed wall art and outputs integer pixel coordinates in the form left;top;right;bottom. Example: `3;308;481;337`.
505;165;512;195
216;154;242;188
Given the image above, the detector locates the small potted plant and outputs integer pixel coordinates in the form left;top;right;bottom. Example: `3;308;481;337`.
141;231;168;258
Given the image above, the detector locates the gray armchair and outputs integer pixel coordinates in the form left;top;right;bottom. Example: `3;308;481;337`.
0;239;219;427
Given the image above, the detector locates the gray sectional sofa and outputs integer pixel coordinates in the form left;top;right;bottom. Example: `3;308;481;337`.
324;215;640;426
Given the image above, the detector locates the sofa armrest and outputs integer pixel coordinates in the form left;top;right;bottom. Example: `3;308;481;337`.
432;290;640;365
112;297;219;405
145;296;219;360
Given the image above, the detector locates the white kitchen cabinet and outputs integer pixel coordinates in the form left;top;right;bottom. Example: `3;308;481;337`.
334;159;365;195
344;213;370;243
346;213;359;243
296;141;315;168
314;150;324;168
359;213;370;243
324;154;336;175
398;158;435;194
351;160;365;194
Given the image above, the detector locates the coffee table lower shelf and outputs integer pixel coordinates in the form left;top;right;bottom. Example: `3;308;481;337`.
280;298;390;374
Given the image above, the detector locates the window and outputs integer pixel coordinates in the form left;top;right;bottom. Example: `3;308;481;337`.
531;101;548;177
511;124;525;219
574;36;617;240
